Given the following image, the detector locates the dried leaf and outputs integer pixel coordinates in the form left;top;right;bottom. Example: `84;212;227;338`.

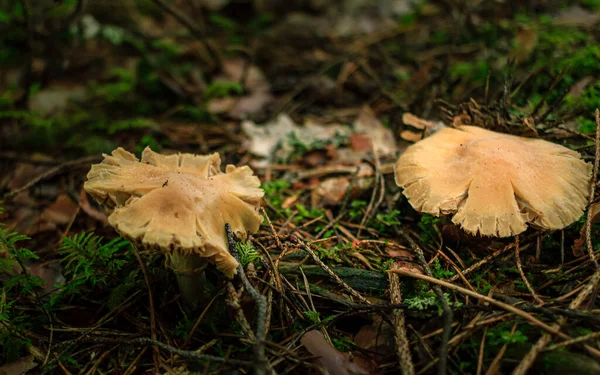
350;133;374;152
40;194;78;227
315;177;350;203
208;57;273;119
402;112;437;130
400;129;423;142
79;188;108;224
353;316;395;360
353;106;396;156
554;6;600;27
509;26;538;64
28;261;65;294
301;330;370;375
242;114;351;165
0;356;37;375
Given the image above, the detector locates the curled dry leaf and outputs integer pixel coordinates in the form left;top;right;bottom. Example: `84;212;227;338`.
242;114;351;166
39;194;78;228
509;26;538;64
553;6;600;27
208;57;273;119
402;112;438;130
79;187;108;224
353;106;396;156
300;330;370;375
0;355;37;375
401;112;446;142
353;316;395;361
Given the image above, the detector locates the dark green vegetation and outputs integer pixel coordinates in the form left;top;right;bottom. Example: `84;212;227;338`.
1;0;600;374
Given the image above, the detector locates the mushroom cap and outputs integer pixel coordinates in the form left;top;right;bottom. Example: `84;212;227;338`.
84;147;264;277
394;126;592;237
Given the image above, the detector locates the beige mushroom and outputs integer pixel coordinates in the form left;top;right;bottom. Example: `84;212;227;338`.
84;147;264;307
394;126;592;237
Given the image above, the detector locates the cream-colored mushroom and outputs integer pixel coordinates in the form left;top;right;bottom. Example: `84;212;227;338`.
394;126;592;237
84;147;264;307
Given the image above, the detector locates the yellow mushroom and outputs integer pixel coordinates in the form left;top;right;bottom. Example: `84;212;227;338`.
394;126;592;237
84;147;264;307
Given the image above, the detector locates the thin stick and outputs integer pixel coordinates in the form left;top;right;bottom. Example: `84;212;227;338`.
3;156;100;200
396;227;452;375
585;109;600;268
388;269;598;349
80;336;252;367
389;265;415;375
546;331;600;351
131;244;160;372
226;224;268;375
485;323;518;375
446;243;515;282
293;237;371;305
514;236;544;305
182;286;225;348
476;327;488;375
149;0;220;65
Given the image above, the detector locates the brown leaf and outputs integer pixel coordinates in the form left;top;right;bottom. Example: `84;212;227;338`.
400;129;423;142
0;356;37;375
350;133;374;152
40;194;78;227
509;26;538;64
28;261;65;294
554;6;600;27
353;106;397;156
569;76;594;98
301;330;370;375
79;188;108;224
315;177;350;204
402;112;437;130
353;316;395;360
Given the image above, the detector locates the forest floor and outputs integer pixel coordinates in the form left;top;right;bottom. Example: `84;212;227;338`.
2;0;600;374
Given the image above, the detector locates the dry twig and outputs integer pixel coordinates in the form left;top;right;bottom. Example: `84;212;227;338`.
292;237;371;305
388;265;415;375
226;224;269;375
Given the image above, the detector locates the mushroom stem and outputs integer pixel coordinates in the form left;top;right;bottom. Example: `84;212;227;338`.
168;252;212;310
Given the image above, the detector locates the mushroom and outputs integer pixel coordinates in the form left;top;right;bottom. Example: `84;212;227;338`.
84;147;264;308
394;125;592;237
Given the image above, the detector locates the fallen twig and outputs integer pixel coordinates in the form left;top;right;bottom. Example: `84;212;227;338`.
76;336;253;367
389;264;415;375
396;226;452;375
292;237;371;305
226;224;269;375
3;155;100;200
388;269;600;355
585;109;600;268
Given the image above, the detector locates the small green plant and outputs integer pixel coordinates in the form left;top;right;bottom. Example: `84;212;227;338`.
349;200;367;220
0;224;46;362
262;179;291;209
302;310;320;323
369;210;402;234
418;214;440;246
204;81;243;99
332;336;356;352
405;291;462;316
487;324;528;346
237;242;261;267
59;233;132;286
0;227;44;293
432;258;455;279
